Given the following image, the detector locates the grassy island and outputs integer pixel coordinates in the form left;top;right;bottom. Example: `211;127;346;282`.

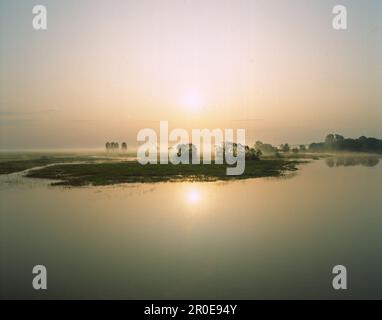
23;159;303;186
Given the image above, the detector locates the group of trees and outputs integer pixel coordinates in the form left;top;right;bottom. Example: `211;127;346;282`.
105;142;127;152
280;143;290;153
217;142;262;161
255;141;307;155
104;133;382;157
176;143;197;162
245;145;262;160
272;133;382;154
254;134;382;155
309;134;382;153
175;142;263;163
255;141;278;155
279;143;307;154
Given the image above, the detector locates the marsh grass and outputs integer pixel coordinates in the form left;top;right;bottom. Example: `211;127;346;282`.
24;160;303;186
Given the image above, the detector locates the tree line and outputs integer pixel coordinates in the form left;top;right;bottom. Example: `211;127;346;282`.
105;142;127;152
105;133;382;155
309;134;382;153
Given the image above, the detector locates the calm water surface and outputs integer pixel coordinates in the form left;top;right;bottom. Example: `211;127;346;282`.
1;158;381;299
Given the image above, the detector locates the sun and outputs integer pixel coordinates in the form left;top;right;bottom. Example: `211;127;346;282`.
182;90;203;113
186;190;201;205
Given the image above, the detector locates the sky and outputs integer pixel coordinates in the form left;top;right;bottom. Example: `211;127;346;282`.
0;0;381;149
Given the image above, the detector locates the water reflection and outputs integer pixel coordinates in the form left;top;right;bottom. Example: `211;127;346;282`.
326;156;380;168
1;160;382;299
187;189;201;204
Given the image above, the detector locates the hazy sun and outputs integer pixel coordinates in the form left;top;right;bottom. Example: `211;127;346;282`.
187;190;201;204
182;90;203;113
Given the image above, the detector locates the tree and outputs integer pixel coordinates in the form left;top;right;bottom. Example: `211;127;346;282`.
177;143;197;163
255;141;263;148
255;141;277;155
121;142;127;151
106;142;119;152
245;146;262;160
299;145;306;152
280;143;290;153
224;142;239;158
335;134;344;142
309;142;325;152
325;134;336;150
215;142;248;163
292;147;299;154
325;134;335;144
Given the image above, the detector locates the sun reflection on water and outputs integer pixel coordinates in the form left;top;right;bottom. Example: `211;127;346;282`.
186;189;201;204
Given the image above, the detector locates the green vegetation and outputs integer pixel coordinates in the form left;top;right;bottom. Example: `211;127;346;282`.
25;160;303;186
0;154;114;174
0;158;51;174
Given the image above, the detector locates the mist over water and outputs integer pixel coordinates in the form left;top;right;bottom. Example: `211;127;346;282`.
1;158;382;299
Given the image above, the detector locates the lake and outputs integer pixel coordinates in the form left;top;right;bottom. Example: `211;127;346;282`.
0;157;381;299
